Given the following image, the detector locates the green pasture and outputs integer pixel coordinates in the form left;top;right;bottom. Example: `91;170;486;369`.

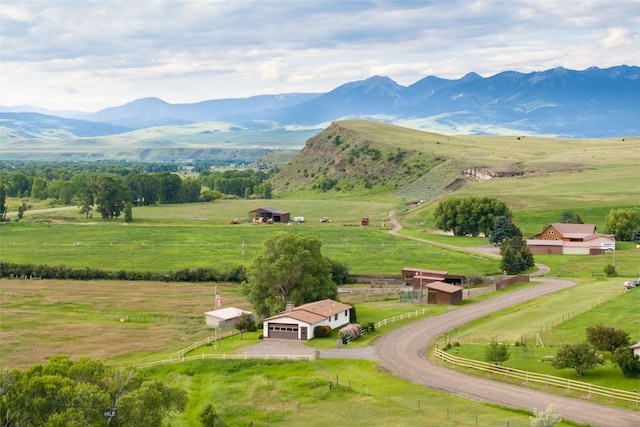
437;280;639;393
0;200;501;276
146;358;577;427
452;279;629;345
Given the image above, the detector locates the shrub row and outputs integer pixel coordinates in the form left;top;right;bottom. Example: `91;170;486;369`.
0;262;247;283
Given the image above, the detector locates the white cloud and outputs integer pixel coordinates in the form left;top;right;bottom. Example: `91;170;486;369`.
0;0;638;111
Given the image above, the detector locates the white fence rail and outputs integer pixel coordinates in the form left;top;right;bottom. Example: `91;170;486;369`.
433;348;639;405
375;308;430;329
138;352;318;368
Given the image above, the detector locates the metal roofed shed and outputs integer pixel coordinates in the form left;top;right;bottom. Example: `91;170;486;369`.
249;206;290;223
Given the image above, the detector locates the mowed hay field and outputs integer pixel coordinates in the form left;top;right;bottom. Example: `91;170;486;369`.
0;279;249;369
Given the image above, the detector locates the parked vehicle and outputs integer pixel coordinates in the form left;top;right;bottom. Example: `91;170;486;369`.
624;280;639;289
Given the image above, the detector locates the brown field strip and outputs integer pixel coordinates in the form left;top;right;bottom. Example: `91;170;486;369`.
0;279;249;369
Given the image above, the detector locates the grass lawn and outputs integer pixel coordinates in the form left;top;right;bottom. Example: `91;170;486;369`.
147;358;578;427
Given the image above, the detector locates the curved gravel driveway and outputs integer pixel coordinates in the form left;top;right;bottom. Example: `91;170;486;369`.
373;277;640;427
368;211;640;426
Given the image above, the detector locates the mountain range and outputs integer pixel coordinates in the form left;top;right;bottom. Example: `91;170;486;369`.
1;65;638;161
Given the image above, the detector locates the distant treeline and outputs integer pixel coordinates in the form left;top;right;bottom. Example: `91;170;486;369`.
0;160;275;219
0;262;248;282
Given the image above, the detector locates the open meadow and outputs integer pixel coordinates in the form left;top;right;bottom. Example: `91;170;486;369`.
0;199;501;276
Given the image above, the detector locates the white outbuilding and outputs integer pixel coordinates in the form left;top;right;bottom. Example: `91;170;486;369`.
204;307;253;328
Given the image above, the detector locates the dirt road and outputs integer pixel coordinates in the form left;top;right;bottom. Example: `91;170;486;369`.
374;277;640;427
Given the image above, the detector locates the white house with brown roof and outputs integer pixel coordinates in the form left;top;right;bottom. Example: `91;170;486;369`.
526;223;615;255
262;299;352;340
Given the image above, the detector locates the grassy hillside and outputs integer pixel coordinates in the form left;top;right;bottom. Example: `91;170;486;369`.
270;120;640;207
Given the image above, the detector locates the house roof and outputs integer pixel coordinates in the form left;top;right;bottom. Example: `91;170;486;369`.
425;281;463;294
551;223;596;238
249;206;289;214
630;342;640;350
294;299;352;317
263;299;352;324
265;311;326;325
204;307;251;320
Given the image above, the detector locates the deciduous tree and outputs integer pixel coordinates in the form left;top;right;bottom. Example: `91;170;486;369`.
585;325;630;353
95;174;129;220
484;341;510;365
612;347;640;378
0;185;6;221
434;196;512;237
530;404;561;427
551;342;604;376
605;208;640;241
0;355;187;426
242;232;337;317
559;210;583;224
234;313;256;339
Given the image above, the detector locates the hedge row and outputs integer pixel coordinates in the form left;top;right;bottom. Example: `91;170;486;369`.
0;262;247;283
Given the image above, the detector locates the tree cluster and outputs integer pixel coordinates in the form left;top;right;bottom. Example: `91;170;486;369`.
0;161;276;222
552;325;639;378
0;355;187;426
0;262;247;283
434;196;513;237
199;169;272;199
605;208;640;241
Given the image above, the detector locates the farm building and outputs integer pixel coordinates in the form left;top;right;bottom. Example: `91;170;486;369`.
249;206;290;223
204;307;253;328
424;281;464;305
401;267;466;285
262;299;352;341
632;342;640;358
526;223;615;255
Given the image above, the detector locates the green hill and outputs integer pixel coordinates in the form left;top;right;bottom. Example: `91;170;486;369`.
270;120;640;208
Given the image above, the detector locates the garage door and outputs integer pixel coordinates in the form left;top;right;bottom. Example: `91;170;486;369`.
267;323;299;339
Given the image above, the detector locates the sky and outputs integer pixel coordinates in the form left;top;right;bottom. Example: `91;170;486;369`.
1;0;638;112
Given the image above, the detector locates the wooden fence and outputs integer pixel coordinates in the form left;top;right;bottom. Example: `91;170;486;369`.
137;352;318;368
433;348;639;405
375;308;430;329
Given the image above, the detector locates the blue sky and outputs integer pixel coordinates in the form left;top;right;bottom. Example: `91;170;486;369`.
1;0;638;111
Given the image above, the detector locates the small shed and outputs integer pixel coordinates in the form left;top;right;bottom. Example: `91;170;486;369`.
204;307;253;328
401;267;466;285
424;281;463;305
249;206;290;223
631;342;640;358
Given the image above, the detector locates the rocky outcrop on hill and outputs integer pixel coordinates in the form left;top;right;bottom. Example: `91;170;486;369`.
462;165;523;181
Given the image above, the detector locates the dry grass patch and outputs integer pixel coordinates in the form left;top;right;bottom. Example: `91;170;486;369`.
0;279;247;369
